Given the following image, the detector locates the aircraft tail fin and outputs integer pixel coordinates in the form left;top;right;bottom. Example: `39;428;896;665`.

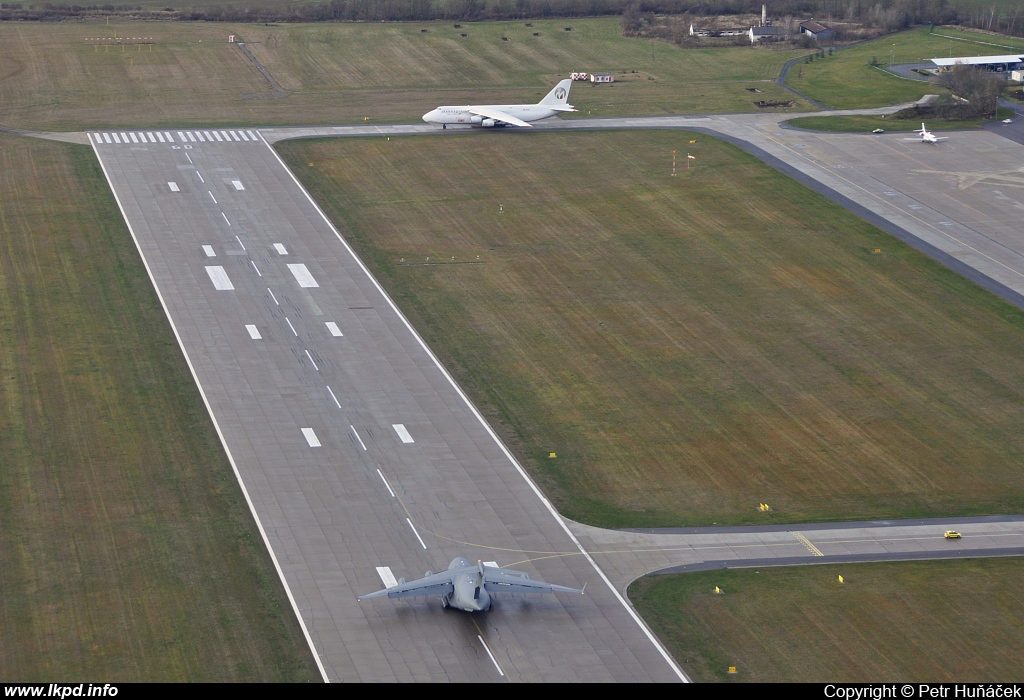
539;79;573;106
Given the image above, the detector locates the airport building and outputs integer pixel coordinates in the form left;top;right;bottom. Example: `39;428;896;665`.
929;55;1024;73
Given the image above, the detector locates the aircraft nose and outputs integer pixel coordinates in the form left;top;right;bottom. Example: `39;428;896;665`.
422;110;437;123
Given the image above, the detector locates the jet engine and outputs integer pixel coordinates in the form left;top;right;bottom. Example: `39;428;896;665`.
481;119;497;127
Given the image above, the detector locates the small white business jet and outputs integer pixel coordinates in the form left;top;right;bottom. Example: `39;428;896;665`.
904;123;949;144
422;79;576;129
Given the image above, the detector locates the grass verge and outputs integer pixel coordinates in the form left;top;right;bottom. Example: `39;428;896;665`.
0;19;813;131
629;558;1024;682
279;130;1024;528
0;134;320;680
785;108;1015;132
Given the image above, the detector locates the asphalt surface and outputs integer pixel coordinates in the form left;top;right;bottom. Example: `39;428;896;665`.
82;112;1024;682
88;128;686;683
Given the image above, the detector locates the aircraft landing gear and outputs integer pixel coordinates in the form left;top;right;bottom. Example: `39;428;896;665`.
442;124;447;130
441;594;451;609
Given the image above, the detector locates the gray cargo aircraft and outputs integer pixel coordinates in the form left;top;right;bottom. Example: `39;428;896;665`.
421;79;576;129
358;557;584;612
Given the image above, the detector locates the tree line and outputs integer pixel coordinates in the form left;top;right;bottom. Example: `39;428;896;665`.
0;0;1021;39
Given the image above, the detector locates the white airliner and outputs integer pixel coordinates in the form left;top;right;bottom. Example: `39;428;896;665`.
904;123;949;144
422;79;575;129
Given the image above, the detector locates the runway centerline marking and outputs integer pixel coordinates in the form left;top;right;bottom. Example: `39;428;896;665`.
235;235;246;251
406;518;427;549
221;212;231;226
304;349;319;371
208;190;217;203
250;260;262;277
477;635;505;678
285;317;298;337
267;287;279;305
350;425;367;451
377;469;396;498
326;385;341;408
196;172;205;183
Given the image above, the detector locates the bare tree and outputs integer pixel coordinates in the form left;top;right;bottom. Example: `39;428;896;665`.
933;63;1004;118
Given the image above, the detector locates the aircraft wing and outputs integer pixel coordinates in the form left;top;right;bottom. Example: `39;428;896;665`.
358;571;455;601
467;106;533;128
483;566;584;596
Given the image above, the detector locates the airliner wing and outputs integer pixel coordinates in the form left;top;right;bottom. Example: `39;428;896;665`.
468;106;533;128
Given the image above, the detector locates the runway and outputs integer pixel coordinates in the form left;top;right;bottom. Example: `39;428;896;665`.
88;128;685;682
85;115;1024;682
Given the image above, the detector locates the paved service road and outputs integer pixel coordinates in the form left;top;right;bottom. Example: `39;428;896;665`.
88;128;685;683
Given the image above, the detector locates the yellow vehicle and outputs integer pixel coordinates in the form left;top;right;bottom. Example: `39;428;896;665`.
944;530;962;539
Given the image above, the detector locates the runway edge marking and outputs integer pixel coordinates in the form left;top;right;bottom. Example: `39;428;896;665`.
87;132;331;683
257;130;691;683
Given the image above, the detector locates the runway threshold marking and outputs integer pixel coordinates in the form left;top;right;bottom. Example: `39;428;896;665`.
274;243;288;255
232;180;245;191
392;424;414;444
288;263;320;288
325;322;343;337
376;566;398;588
301;427;321;447
406;518;428;549
202;245;216;257
205;266;234;290
245;324;262;340
167;182;180;192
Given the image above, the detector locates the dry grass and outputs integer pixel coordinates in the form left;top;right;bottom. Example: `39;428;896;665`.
0;19;813;131
281;130;1024;528
630;558;1024;682
0;134;320;680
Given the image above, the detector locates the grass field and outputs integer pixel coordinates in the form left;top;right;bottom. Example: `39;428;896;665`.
629;558;1024;682
0;19;813;131
0;134;320;681
785;110;1015;132
787;26;1024;109
279;130;1024;528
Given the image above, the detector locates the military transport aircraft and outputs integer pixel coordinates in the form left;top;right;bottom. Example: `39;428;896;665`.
905;123;949;144
422;79;576;129
358;557;585;612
